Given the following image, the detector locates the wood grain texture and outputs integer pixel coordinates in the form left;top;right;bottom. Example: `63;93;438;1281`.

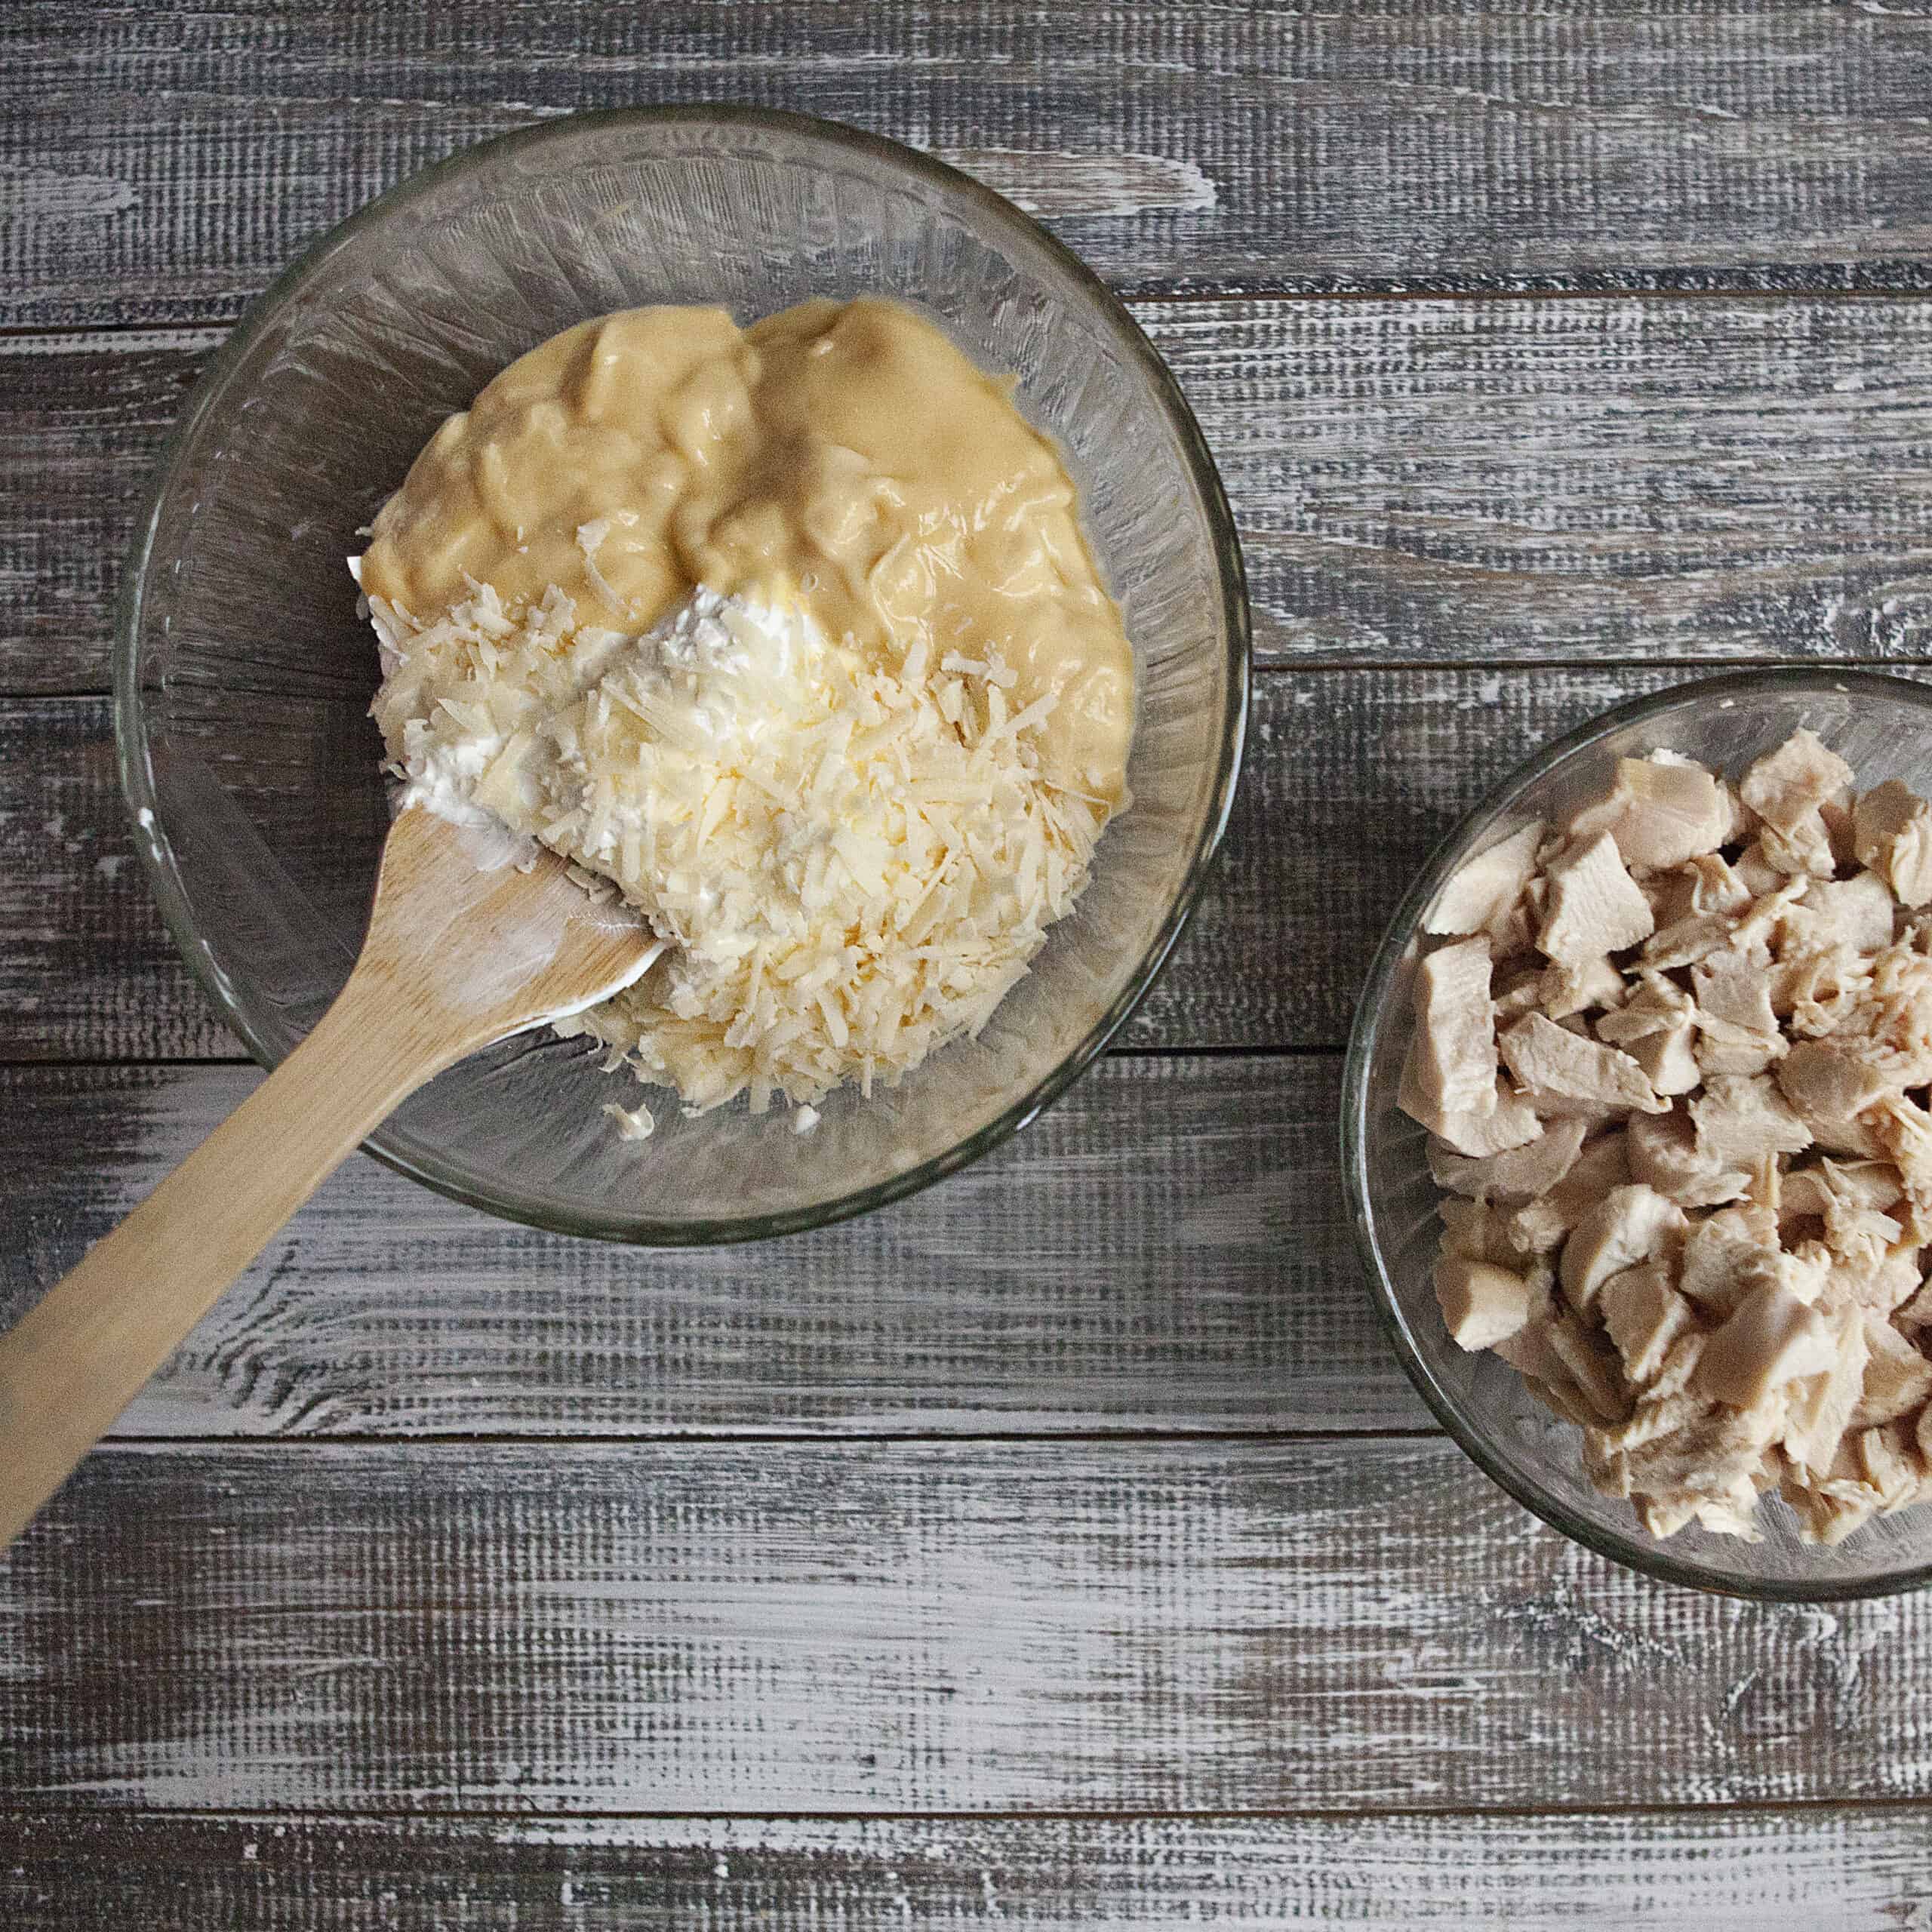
2;1807;1927;1928
9;2;1932;325
0;1055;1408;1438
15;299;1932;694
0;665;1859;1063
4;1438;1930;1813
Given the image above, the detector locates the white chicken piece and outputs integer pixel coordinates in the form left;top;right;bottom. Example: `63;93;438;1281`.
1793;873;1897;956
1598;1261;1700;1386
1740;728;1857;834
1537;832;1656;968
1676;1209;1786;1318
1749;817;1838;880
1854;780;1932;909
1405;937;1498;1120
1851;1315;1932;1429
1500;1011;1667;1115
1686;1074;1810;1177
1694;1278;1838;1408
1625;1109;1750;1209
1596;754;1737;871
1782;1304;1872;1479
1424;820;1546;938
1690;947;1786;1078
1595;976;1703;1097
1433;1254;1537;1350
1428;1116;1589;1203
1558;1183;1686;1312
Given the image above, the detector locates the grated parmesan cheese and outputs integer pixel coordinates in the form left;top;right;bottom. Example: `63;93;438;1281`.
365;580;1109;1115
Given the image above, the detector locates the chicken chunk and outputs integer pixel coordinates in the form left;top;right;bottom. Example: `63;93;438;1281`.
1405;938;1498;1121
1434;1254;1537;1351
1626;1109;1750;1209
1425;820;1546;938
1500;1011;1667;1116
1585;754;1737;872
1428;1116;1589;1204
1537;832;1656;968
1558;1183;1686;1313
1854;780;1932;908
1851;1316;1932;1429
1598;1261;1700;1386
1740;728;1856;834
1782;1305;1872;1479
1694;1279;1838;1409
1688;1074;1810;1173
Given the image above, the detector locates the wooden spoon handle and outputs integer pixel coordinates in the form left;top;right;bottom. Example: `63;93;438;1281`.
0;968;459;1549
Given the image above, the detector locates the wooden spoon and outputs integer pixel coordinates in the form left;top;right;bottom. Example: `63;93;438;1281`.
0;807;664;1548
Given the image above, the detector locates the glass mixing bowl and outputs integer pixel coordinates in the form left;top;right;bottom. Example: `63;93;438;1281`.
1346;669;1932;1598
116;107;1249;1244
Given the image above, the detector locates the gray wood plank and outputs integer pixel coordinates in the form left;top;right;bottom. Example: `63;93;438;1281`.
0;665;1835;1063
1;1054;1409;1439
2;1807;1927;1928
8;2;1932;324
14;299;1932;695
4;1438;1930;1813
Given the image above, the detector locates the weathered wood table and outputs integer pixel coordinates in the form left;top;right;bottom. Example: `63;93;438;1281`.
7;5;1932;1923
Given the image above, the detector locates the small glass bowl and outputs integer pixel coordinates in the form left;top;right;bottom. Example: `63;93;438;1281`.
115;106;1249;1245
1345;668;1932;1599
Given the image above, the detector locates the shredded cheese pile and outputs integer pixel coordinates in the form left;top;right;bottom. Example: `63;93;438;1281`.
365;579;1108;1115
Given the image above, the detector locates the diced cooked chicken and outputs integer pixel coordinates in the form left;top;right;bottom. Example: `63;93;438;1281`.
1598;1261;1700;1386
1539;955;1626;1020
1597;976;1703;1099
1583;754;1737;872
1740;728;1857;834
1493;960;1547;1025
1537;832;1655;968
1687;1073;1810;1174
1690;947;1786;1078
1418;726;1932;1546
1402;1054;1544;1158
1850;1316;1932;1428
1675;1209;1783;1318
1500;1011;1666;1116
1626;1109;1749;1209
1795;874;1897;956
1429;1115;1589;1203
1434;1254;1537;1351
1781;1305;1871;1479
1751;817;1838;880
1694;1279;1838;1408
1543;1312;1631;1422
1426;820;1546;939
1855;780;1932;909
1673;853;1753;921
1616;1389;1789;1504
1897;1276;1932;1330
1405;937;1498;1120
1559;1183;1686;1312
1774;1038;1897;1140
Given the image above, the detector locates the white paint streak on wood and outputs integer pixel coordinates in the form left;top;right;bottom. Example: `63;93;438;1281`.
0;165;139;220
937;149;1217;217
0;1807;1927;1927
2;1440;1930;1811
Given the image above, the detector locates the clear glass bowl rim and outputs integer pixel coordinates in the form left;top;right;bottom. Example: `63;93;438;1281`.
1343;666;1932;1601
113;103;1253;1247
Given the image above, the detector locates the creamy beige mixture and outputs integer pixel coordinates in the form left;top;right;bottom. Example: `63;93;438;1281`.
357;299;1134;1115
361;297;1132;808
1406;731;1932;1546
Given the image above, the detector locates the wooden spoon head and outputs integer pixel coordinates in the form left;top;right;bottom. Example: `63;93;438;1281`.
359;808;665;1060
